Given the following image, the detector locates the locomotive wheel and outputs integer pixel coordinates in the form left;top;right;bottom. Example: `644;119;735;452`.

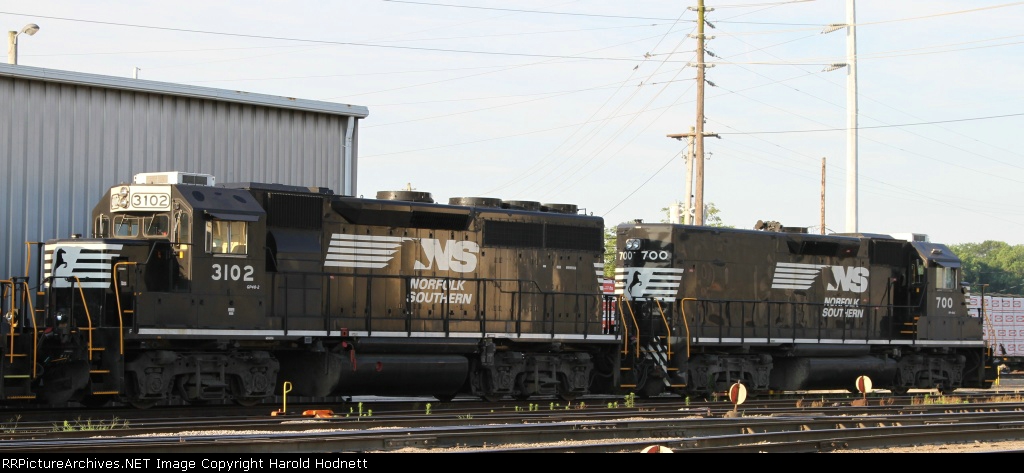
513;393;531;401
557;392;578;402
481;394;503;402
128;398;158;409
434;394;455;403
637;381;664;398
79;395;112;408
234;397;263;407
889;386;909;396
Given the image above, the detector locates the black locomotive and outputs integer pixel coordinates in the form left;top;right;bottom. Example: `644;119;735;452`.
0;172;616;407
0;171;999;408
613;221;998;397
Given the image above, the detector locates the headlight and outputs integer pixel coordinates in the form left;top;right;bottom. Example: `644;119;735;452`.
625;239;641;251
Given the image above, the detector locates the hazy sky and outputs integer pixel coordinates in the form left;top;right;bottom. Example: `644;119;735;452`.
4;1;1023;246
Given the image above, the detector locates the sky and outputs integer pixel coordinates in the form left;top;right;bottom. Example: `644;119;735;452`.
3;1;1023;246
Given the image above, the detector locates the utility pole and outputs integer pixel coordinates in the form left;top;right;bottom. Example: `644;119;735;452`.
668;127;694;224
693;0;709;226
820;157;826;235
668;126;718;225
845;0;859;233
668;1;718;226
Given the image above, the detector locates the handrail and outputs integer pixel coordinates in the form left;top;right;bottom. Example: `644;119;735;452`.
23;241;40;278
619;295;640;356
2;278;40;378
1;280;13;364
678;298;694;359
18;280;38;378
70;276;95;361
112;262;135;356
653;298;672;357
616;295;628;354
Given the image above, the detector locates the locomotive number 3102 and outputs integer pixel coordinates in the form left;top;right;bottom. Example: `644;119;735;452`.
211;263;255;282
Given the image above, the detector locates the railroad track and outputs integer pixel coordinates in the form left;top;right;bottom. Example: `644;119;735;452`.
5;392;1024;453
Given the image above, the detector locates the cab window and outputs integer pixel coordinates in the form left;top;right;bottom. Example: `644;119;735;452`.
113;216;140;237
936;266;956;290
207;219;248;255
144;215;169;237
174;208;191;245
95;215;109;238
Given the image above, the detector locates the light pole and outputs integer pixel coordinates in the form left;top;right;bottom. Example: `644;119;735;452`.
821;0;858;233
7;23;40;65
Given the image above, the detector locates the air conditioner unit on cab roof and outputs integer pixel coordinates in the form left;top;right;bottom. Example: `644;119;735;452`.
133;172;216;187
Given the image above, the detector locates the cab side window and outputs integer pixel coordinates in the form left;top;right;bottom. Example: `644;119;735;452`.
206;219;248;255
936;267;956;290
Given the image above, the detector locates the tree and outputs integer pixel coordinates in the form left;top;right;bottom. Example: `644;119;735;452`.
950;241;1024;295
603;226;616;279
659;201;732;228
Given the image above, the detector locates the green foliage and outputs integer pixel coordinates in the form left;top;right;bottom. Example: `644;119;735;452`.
1;415;21;434
425;403;432;415
659;202;733;228
603;201;733;279
53;417;128;432
624;392;636;408
949;241;1024;294
603;227;616;278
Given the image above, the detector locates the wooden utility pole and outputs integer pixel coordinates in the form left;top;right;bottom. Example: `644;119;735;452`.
667;126;718;225
667;1;718;226
693;0;708;226
820;158;826;235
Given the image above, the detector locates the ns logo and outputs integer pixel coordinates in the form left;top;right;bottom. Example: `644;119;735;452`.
826;266;869;293
414;239;479;273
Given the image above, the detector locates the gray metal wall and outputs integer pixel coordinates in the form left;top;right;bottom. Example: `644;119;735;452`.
0;63;368;282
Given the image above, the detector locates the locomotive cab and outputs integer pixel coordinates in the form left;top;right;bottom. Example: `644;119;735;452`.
905;241;982;341
88;172;269;332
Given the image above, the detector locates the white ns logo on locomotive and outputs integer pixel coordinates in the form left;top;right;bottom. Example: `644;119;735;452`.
771;262;869;293
324;234;478;273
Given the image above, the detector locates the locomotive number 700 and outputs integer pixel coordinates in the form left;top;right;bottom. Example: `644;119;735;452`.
211;264;255;282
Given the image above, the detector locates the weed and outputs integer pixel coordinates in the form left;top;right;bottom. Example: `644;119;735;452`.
425;403;432;415
624;392;636;408
52;416;128;432
0;415;21;434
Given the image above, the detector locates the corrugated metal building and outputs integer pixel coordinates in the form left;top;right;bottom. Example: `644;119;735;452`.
0;63;368;283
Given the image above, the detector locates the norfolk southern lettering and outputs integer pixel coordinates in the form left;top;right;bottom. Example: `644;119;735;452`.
821;297;865;318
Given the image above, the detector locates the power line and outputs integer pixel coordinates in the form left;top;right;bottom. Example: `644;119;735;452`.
716;112;1024;135
0;11;656;62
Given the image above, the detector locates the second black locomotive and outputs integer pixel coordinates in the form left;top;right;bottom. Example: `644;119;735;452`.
613;222;997;397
